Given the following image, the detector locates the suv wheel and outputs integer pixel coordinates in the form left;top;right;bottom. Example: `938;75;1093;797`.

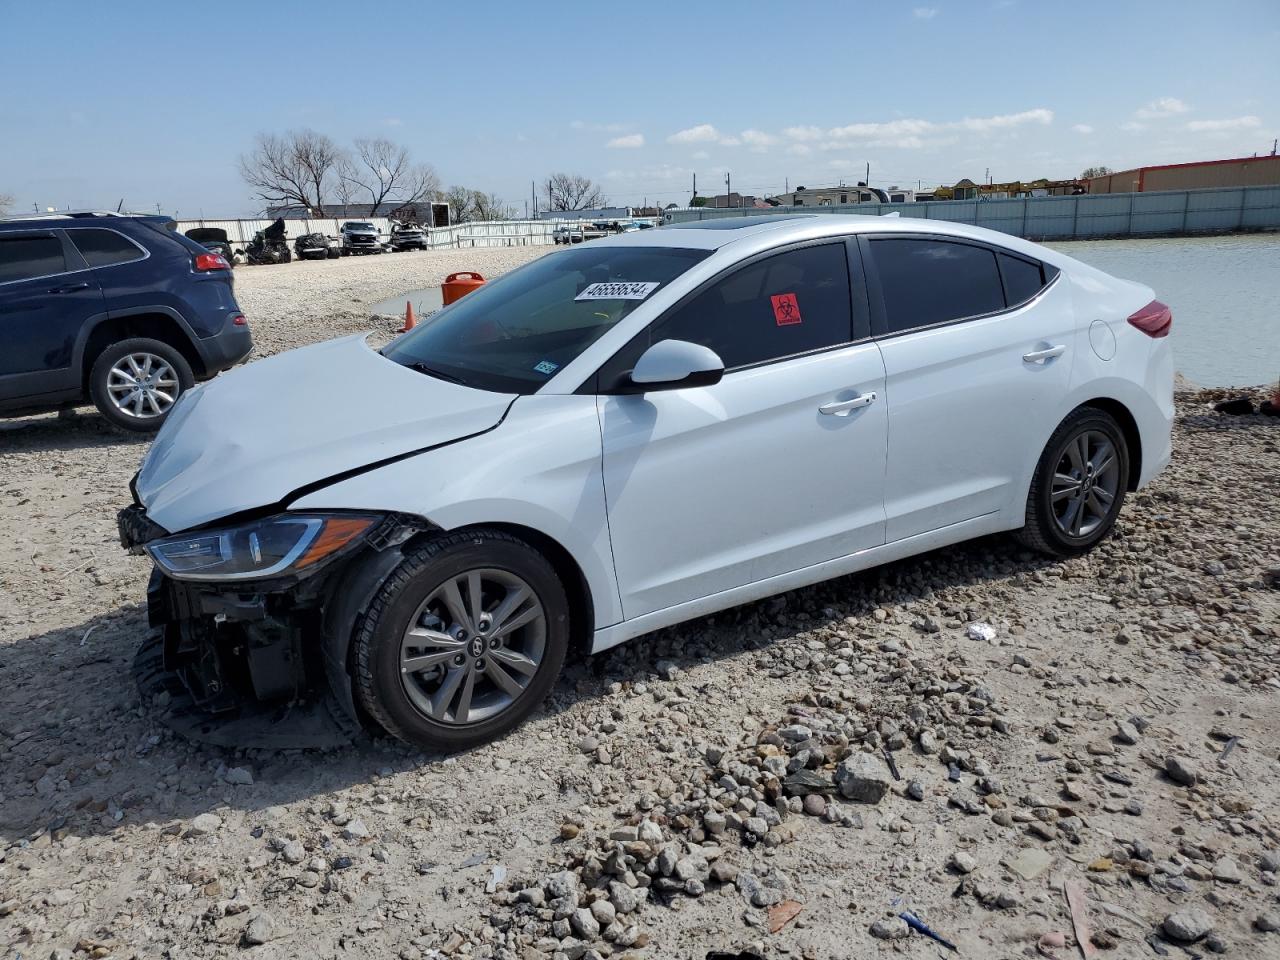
1017;407;1130;557
89;338;194;432
351;530;570;752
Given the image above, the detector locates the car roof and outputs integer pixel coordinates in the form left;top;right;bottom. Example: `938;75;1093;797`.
0;212;170;229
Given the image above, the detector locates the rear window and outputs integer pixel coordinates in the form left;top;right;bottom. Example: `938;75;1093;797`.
998;252;1050;306
871;238;1005;333
68;228;146;268
0;235;67;283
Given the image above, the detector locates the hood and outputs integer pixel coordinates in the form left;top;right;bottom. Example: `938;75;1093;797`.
137;335;514;531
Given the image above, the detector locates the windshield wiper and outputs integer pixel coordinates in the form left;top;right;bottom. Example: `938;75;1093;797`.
402;360;468;386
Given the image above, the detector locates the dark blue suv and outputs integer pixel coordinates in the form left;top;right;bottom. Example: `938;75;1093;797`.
0;212;252;431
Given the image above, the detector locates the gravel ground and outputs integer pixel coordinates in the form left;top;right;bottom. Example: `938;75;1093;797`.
1;248;1278;960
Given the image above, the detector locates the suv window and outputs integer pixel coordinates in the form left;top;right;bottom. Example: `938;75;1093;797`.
0;235;67;283
643;242;853;371
871;238;1004;333
998;252;1054;306
68;228;146;268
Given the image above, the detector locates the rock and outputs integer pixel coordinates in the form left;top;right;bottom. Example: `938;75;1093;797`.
1162;908;1214;943
1255;912;1280;933
906;779;926;802
243;912;276;945
281;840;306;864
783;770;835;797
570;907;600;940
736;872;783;908
607;881;642;915
1212;859;1242;884
187;813;222;837
834;752;890;804
869;917;910;940
1006;848;1052;881
966;622;996;642
589;899;616;927
545;871;579;901
342;818;370;841
654;660;679;681
1165;756;1198;787
950;851;978;874
223;766;254;786
1114;721;1141;745
802;794;826;817
1259;852;1280;873
703;811;726;836
637;819;663;846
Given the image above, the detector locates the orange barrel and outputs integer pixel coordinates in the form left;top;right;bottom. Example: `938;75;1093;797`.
442;271;486;305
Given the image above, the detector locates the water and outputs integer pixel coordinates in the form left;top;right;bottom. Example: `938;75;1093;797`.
1045;234;1280;387
366;235;1280;388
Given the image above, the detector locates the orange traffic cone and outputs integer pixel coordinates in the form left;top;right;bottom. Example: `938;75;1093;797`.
398;301;416;333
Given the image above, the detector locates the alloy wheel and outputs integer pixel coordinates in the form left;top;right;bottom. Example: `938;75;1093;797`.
1050;429;1120;538
399;568;546;725
106;352;179;419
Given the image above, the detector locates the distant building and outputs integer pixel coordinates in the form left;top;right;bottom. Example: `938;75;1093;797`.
699;193;763;208
952;179;980;201
1086;155;1280;193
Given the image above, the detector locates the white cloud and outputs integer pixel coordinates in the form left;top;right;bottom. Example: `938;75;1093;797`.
606;133;645;149
786;144;812;156
913;6;938;18
1072;124;1094;134
1121;121;1147;133
692;150;710;160
1186;115;1261;132
740;129;778;148
953;108;1053;131
384;117;403;128
667;124;722;144
1135;97;1189;120
792;108;1052;150
784;125;824;141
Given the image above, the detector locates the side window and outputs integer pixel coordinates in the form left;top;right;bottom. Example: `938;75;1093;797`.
0;235;67;284
871;238;1004;333
998;252;1050;306
653;243;853;370
68;229;146;268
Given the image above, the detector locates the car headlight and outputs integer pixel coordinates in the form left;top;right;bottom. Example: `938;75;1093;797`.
146;513;379;582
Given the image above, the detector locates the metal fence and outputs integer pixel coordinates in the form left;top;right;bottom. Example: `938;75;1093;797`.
171;217;562;249
663;185;1280;240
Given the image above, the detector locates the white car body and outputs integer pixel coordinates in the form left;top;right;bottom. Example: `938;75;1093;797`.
136;215;1173;656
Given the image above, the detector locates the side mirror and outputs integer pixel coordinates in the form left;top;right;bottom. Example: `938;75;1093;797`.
627;339;725;392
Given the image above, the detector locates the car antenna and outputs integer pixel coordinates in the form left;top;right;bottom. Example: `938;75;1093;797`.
117;198;124;213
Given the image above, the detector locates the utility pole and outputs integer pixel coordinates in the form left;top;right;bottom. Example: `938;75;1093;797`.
865;162;870;184
531;180;536;218
785;177;788;194
691;172;696;207
725;172;731;207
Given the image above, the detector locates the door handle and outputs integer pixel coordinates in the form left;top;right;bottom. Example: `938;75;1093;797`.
819;392;877;416
48;282;90;294
1022;344;1066;363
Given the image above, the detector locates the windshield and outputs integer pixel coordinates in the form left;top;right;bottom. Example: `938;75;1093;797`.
383;245;710;394
346;222;374;230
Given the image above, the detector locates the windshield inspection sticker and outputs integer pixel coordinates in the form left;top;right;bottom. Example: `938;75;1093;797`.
771;292;802;326
533;360;559;375
574;281;660;301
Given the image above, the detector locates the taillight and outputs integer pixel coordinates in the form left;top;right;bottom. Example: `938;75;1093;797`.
231;314;247;327
1127;300;1172;338
194;252;230;271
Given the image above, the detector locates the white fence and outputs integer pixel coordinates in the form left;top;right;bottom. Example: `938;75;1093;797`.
172;217;561;250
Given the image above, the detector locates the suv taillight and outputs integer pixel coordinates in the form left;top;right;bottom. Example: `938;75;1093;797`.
194;252;230;271
1127;300;1172;338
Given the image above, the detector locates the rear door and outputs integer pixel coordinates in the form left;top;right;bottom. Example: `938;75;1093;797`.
0;230;105;401
862;234;1071;541
596;239;888;619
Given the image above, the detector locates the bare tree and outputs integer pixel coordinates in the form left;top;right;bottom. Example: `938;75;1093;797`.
338;138;441;216
239;129;341;215
0;192;13;215
1079;166;1114;180
472;192;515;222
442;185;477;224
547;172;605;211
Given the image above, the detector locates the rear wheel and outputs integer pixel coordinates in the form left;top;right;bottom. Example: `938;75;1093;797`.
89;337;194;432
1017;407;1129;556
351;530;570;751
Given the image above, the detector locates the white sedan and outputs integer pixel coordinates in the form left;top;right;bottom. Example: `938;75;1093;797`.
120;215;1173;750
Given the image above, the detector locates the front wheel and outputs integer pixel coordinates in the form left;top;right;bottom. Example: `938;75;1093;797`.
89;338;195;432
351;530;570;751
1017;407;1130;556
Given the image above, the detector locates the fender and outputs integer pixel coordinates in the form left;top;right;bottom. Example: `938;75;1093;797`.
72;304;202;374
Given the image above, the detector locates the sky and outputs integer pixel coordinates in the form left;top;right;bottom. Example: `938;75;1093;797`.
1;0;1278;217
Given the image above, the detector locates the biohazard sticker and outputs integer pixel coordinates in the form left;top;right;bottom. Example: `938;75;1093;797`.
771;292;802;325
574;281;660;301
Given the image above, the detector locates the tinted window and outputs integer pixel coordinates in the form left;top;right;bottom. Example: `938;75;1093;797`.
998;252;1047;306
0;236;67;283
872;238;1004;332
69;229;145;268
650;243;852;370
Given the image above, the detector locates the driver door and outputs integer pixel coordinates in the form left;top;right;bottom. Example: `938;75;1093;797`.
596;240;888;620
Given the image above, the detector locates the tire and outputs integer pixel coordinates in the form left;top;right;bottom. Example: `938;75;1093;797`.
279;247;292;264
327;247;341;260
351;530;570;752
88;337;195;432
1016;407;1130;557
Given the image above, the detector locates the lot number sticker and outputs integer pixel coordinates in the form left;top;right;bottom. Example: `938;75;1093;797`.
771;292;802;325
574;281;660;301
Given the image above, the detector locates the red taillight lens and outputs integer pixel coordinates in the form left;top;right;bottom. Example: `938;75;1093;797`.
194;252;230;271
231;314;247;327
1128;300;1172;338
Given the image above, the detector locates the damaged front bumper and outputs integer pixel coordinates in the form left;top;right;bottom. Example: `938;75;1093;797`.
119;503;424;747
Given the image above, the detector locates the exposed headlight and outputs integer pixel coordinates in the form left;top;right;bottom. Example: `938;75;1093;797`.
146;513;379;582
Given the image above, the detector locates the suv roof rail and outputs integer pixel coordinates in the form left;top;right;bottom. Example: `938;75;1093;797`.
0;209;162;222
